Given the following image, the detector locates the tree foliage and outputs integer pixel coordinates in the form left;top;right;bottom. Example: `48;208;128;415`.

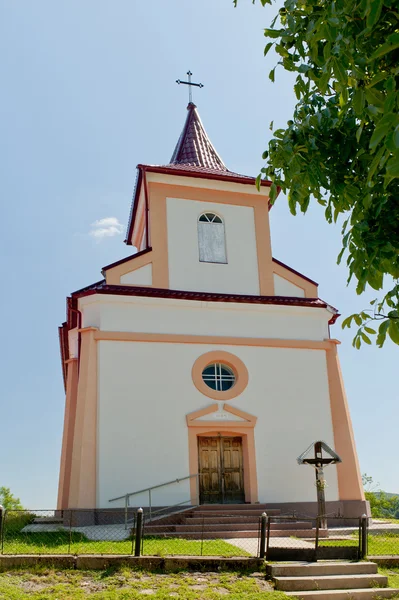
0;487;23;511
235;0;399;346
362;474;399;518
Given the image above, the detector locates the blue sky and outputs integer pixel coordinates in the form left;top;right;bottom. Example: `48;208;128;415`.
1;0;397;509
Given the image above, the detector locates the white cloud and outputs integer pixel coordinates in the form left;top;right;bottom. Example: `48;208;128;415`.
89;217;124;240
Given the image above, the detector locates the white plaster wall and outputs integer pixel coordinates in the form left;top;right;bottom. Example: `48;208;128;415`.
97;341;338;507
121;264;152;286
80;296;331;341
274;274;305;298
166;198;260;295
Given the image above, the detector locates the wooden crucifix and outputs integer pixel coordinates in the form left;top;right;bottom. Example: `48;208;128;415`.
297;441;342;530
176;71;204;104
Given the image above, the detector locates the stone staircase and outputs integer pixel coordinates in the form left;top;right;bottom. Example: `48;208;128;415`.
143;504;325;540
267;562;399;600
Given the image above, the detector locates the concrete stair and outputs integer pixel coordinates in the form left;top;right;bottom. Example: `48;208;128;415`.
143;504;322;540
267;561;399;600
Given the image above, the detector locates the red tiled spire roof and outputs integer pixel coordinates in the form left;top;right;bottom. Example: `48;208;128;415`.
169;102;227;171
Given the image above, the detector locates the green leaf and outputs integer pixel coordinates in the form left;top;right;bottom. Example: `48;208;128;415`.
269;67;276;82
255;174;262;192
367;72;387;89
386;153;399;178
388;320;399;345
269;182;278;202
264;42;274;57
364;326;377;334
369;114;397;151
353;89;365;116
365;88;385;108
368;146;385;181
366;0;383;28
264;28;284;39
361;332;372;344
337;246;345;265
376;319;390;347
332;58;347;85
368;268;384;290
342;315;354;328
370;37;399;60
354;314;363;326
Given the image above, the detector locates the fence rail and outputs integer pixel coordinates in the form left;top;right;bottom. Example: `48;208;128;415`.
1;507;398;559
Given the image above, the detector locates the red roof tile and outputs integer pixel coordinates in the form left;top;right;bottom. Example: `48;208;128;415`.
72;281;333;313
170;103;227;170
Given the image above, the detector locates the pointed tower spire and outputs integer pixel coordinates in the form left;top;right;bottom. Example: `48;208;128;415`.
169;103;227;171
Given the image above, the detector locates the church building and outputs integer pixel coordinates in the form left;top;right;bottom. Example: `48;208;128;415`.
57;102;366;517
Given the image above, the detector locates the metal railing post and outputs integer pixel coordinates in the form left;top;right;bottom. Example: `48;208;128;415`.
124;496;129;530
315;516;320;562
68;510;72;554
259;512;267;559
134;508;143;557
266;515;271;558
0;505;4;555
149;489;152;522
361;514;368;559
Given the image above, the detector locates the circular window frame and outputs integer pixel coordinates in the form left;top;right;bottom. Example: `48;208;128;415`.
192;351;249;401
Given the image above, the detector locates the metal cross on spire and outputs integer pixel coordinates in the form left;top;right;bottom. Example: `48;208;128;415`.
176;71;204;104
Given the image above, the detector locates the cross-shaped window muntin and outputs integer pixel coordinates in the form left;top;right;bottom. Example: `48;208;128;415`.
202;363;236;392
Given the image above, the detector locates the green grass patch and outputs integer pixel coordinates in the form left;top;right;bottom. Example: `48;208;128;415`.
2;530;249;557
0;567;286;599
378;567;399;588
320;532;399;556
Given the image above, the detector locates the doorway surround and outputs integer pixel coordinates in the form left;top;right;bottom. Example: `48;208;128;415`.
186;403;258;505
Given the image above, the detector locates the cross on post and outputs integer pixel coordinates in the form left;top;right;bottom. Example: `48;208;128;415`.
297;441;342;530
176;71;204;104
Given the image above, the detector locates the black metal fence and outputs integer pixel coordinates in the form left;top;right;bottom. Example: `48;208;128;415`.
264;515;367;562
2;508;398;559
1;509;137;555
0;508;258;557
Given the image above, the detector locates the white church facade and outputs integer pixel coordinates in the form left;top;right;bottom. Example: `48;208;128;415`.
57;102;367;517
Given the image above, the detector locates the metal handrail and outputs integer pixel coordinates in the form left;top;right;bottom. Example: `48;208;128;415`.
109;474;197;503
108;474;199;530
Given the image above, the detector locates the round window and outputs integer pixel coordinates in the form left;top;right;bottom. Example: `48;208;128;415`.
202;363;236;392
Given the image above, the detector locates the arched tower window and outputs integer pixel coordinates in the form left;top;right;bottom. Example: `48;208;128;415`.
198;213;227;264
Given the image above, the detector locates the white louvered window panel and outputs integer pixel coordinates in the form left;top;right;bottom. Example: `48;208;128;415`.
198;213;227;264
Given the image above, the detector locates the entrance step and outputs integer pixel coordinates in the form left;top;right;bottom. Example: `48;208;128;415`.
268;561;399;600
197;504;280;513
143;504;315;539
33;517;63;525
186;517;312;529
274;574;388;592
193;510;278;517
268;563;378;577
286;589;399;600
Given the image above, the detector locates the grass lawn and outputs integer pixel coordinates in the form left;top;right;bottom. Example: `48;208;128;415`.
2;531;249;557
320;533;399;556
379;567;399;588
0;567;286;599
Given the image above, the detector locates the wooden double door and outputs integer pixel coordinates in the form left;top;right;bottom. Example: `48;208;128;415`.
198;436;245;504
